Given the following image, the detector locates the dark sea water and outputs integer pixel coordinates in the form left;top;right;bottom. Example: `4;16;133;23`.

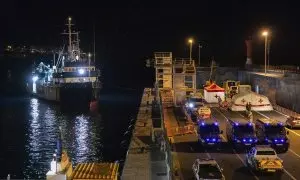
0;88;142;179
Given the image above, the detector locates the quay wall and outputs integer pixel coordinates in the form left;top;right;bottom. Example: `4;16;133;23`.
238;71;300;113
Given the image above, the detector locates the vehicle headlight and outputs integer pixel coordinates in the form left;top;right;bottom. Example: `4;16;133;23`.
189;103;194;108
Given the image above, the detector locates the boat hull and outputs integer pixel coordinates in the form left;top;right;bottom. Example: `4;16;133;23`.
29;82;100;111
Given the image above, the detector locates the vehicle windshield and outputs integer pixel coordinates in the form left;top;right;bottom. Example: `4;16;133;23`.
190;98;204;103
198;164;222;179
265;125;286;136
234;125;254;137
228;82;236;87
256;150;276;155
199;124;220;135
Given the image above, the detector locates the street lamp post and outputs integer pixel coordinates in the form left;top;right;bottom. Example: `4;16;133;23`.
88;53;91;77
198;44;202;67
262;31;269;75
188;39;193;61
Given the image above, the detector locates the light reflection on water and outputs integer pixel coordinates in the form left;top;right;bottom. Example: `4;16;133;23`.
1;98;104;179
0;90;140;179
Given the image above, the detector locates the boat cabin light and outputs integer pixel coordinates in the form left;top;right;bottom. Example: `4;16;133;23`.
78;68;85;75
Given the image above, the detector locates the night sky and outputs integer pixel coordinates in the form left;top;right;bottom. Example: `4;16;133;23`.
2;1;299;88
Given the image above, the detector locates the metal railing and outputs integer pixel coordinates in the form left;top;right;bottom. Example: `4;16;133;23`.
173;58;195;66
253;65;300;74
273;103;300;117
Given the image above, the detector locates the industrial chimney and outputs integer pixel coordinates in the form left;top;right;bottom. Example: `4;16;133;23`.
245;37;252;69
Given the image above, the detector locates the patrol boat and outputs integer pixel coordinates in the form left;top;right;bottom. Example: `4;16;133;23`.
29;17;101;109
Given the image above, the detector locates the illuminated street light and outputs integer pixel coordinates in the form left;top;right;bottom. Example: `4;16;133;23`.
188;38;193;61
262;31;268;36
262;30;269;75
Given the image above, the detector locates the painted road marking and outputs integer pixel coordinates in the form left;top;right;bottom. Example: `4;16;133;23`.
220;134;226;141
274;109;290;118
289;148;300;159
283;169;297;180
205;151;212;159
255;111;269;119
235;111;246;118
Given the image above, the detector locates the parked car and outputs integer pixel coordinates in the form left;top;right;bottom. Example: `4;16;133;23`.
286;116;300;129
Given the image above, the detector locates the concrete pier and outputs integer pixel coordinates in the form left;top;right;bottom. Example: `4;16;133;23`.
121;88;172;180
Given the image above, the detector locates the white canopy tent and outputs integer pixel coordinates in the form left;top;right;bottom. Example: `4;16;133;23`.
229;91;273;111
204;83;225;103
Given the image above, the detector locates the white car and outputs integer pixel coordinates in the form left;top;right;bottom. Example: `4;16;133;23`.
246;145;283;173
192;158;225;180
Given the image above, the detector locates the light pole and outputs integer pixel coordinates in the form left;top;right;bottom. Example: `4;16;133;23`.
188;39;193;61
198;43;202;67
262;31;269;75
267;39;271;70
88;53;91;77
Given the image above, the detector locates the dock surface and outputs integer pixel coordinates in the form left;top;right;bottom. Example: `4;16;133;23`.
122;88;171;180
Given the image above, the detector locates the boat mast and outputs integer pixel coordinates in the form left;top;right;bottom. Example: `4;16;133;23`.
67;17;72;59
93;23;96;63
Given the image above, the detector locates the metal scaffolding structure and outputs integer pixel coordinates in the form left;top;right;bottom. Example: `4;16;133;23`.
154;52;196;106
